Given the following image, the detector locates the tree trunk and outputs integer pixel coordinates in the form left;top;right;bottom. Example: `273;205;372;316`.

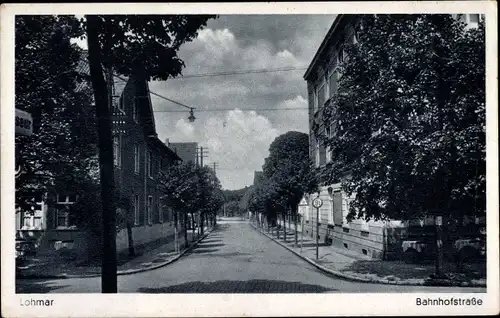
293;206;298;247
200;212;205;236
86;15;117;294
283;211;287;243
183;213;188;247
435;220;445;278
288;210;291;230
191;213;196;242
174;211;179;253
126;220;135;257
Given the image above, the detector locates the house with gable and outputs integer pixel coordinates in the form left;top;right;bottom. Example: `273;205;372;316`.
16;53;183;259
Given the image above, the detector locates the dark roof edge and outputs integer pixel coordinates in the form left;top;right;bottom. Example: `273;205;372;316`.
303;15;344;81
149;136;182;162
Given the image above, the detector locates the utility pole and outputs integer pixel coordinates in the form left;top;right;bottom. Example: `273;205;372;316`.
196;146;209;168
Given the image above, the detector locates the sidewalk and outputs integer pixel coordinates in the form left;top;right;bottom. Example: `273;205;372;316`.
252;224;486;287
17;226;213;279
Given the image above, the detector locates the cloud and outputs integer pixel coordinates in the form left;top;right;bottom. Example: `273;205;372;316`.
69;14;337;189
148;15;336;189
159;109;279;189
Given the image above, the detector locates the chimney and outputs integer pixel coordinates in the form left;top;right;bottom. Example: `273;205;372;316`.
165;138;169;146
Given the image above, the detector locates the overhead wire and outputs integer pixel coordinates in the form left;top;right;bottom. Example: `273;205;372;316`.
115;66;309;113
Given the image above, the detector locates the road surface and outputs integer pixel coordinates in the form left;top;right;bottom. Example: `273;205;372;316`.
16;220;486;293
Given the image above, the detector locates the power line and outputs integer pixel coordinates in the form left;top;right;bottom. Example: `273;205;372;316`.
175;66;308;79
153;107;308;113
114;74;195;110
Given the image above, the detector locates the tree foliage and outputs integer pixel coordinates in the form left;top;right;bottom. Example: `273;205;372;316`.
314;15;485;223
247;131;317;229
15;15;98;199
262;131;318;211
159;162;223;222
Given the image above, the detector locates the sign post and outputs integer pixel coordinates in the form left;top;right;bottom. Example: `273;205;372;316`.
312;197;323;260
298;197;308;253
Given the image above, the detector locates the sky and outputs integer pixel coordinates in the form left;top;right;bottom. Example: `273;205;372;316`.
73;15;336;190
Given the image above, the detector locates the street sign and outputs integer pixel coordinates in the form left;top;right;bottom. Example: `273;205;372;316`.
15;109;33;136
312;197;323;209
299;197;308;206
298;206;306;216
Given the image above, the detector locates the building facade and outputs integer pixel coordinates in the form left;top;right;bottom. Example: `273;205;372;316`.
302;15;404;260
15;58;183;258
301;14;484;260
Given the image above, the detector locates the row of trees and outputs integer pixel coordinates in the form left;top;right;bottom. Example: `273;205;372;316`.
15;14;218;292
247;131;317;246
248;15;485;278
158;161;224;247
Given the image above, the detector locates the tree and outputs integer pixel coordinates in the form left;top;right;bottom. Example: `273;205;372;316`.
159;161;222;242
315;15;485;277
15;16;97;203
205;190;224;227
80;14;216;292
262;131;317;245
197;166;222;235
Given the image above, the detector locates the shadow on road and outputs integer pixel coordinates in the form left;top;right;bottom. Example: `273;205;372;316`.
16;279;71;294
195;243;226;249
189;248;222;254
137;279;337;293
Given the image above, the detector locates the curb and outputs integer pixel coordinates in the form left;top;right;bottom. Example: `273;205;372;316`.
17;227;215;280
250;223;486;288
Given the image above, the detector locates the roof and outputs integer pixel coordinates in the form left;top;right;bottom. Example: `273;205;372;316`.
303;15;344;81
76;51;129;99
169;142;198;163
149;137;182;162
77;51;157;136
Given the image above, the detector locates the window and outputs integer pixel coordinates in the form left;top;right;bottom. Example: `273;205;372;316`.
315;138;320;168
469;14;480;23
147;151;153;178
319;144;326;166
158;202;163;223
23;216;32;228
147;196;153;225
317;83;326;110
134;144;140;174
329;71;338;98
113;135;121;167
457;14;467;23
132;98;139;122
338;47;345;63
118;95;124;112
33;217;42;229
56;209;68;228
352;31;359;44
134;195;140;225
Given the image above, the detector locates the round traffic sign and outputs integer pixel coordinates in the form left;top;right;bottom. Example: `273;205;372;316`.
312;197;323;208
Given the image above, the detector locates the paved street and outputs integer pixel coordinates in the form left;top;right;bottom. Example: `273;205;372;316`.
16;220;486;293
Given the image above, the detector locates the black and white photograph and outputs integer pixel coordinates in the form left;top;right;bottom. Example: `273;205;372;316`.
1;2;498;317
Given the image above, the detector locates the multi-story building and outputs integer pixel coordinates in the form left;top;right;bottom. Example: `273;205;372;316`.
16;55;183;258
301;14;484;260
